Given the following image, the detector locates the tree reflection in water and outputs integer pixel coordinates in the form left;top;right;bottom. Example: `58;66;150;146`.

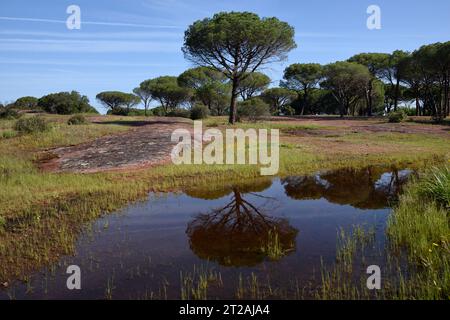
185;180;298;267
283;166;412;209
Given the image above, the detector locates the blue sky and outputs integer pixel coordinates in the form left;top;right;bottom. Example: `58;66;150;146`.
1;0;449;113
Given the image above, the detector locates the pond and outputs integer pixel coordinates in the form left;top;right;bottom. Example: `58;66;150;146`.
0;165;413;299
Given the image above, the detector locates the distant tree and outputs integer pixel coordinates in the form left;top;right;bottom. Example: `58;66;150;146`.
281;63;323;115
96;91;138;114
182;11;296;124
410;42;450;120
38;91;97;114
400;55;424;116
133;85;152;116
124;95;141;112
305;89;341;115
262;87;297;115
348;53;389;116
238;72;271;101
13;96;39;110
321;62;372;117
142;76;191;114
377;50;410;111
178;67;230;114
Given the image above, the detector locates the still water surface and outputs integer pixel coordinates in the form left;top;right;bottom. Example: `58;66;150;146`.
1;166;412;299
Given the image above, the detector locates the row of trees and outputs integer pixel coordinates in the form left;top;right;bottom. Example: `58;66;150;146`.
97;12;449;122
96;40;450;121
2;91;98;114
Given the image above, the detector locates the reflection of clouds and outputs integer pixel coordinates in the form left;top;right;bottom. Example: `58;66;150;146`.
314;174;331;188
374;169;412;191
0;39;180;53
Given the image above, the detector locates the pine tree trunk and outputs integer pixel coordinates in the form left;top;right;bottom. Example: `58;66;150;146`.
229;78;239;124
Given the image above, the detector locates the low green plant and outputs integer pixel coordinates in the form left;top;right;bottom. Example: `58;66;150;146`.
14;116;49;134
67;114;87;125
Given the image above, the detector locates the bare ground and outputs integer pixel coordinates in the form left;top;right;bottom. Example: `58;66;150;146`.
39;117;193;173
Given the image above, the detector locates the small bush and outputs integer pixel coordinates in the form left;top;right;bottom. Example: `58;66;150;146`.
14;116;49;134
237;98;271;122
0;108;21;120
67;114;87;125
388;110;407;123
167;108;191;118
190;104;209;120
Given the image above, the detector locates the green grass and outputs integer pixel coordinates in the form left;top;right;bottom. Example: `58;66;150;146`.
386;166;450;299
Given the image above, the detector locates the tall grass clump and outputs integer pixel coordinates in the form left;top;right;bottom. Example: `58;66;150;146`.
417;166;450;208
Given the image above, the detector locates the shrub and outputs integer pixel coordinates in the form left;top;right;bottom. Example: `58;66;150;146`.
0;108;21;120
190;104;209;120
38;91;98;115
388;110;407;123
127;109;149;116
14;116;49;134
237;98;271;122
167;108;191;118
67;114;87;125
151;107;166;116
108;107;129;116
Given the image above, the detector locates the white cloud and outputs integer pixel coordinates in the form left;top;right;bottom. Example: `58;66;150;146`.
0;16;182;29
0;57;184;68
0;38;181;53
0;30;183;40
